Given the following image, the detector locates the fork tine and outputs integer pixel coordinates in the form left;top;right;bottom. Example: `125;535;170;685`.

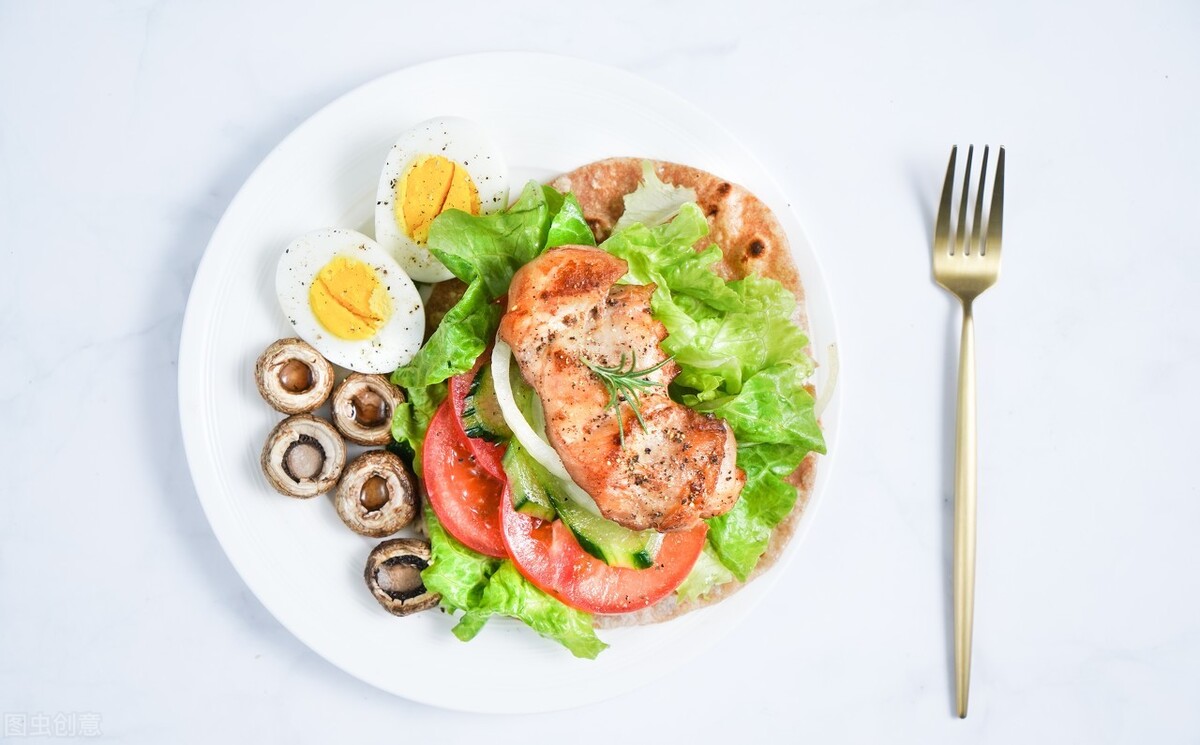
971;146;989;256
935;146;957;255
985;147;1005;256
955;145;973;255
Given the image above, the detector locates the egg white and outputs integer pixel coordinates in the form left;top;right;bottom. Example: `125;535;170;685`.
276;228;425;374
374;116;508;282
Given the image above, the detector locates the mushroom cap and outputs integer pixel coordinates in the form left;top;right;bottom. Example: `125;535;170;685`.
364;538;439;616
260;414;347;498
331;373;405;446
255;338;335;415
335;450;417;537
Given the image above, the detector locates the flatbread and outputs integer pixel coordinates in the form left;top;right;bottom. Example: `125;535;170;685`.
548;158;819;627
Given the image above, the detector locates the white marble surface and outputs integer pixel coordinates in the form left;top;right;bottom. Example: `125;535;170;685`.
2;0;1198;741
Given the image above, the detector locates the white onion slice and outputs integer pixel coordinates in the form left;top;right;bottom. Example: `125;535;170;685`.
491;341;602;516
492;341;574;482
814;343;839;419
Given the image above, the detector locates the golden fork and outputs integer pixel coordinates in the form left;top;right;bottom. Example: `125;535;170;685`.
933;144;1004;719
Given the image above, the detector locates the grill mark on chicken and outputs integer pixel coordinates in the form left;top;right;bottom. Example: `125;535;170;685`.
498;245;744;532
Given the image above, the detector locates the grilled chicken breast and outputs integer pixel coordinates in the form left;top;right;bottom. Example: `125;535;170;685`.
498;245;744;532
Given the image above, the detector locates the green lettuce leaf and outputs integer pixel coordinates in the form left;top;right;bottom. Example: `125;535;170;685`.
391;279;499;389
707;365;825;454
546;193;597;249
421;507;500;614
612;160;698;233
421;510;607;659
602;203;740;310
387;382;447;478
426;181;588;298
458;563;607;659
659;276;811;400
676;543;735;603
705;444;809;580
701;366;822;581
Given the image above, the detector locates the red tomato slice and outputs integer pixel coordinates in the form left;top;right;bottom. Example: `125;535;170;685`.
449;355;507;482
422;399;507;558
499;484;707;614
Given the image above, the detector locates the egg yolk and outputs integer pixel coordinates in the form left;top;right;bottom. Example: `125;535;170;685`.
308;256;392;340
395;155;481;243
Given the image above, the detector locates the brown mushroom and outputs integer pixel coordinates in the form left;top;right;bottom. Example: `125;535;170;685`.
335;451;417;537
364;538;439;616
331;373;405;445
255;338;335;415
260;414;346;498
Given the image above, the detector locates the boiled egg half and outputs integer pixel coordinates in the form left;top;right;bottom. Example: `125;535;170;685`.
276;228;424;374
374;117;508;282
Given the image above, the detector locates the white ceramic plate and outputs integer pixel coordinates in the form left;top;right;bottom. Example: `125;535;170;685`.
178;52;840;713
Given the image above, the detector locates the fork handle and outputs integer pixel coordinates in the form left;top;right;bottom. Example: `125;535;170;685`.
953;300;977;718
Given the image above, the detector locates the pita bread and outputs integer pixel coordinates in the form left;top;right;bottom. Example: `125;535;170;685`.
548;158;819;626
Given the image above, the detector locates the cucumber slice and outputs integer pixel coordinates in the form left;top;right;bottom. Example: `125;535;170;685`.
498;412;664;570
501;441;556;522
462;362;512;443
550;489;664;570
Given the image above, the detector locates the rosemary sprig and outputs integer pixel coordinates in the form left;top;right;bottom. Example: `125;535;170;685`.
582;351;674;447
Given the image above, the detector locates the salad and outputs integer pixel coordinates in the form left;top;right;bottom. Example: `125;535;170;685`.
251;117;827;659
